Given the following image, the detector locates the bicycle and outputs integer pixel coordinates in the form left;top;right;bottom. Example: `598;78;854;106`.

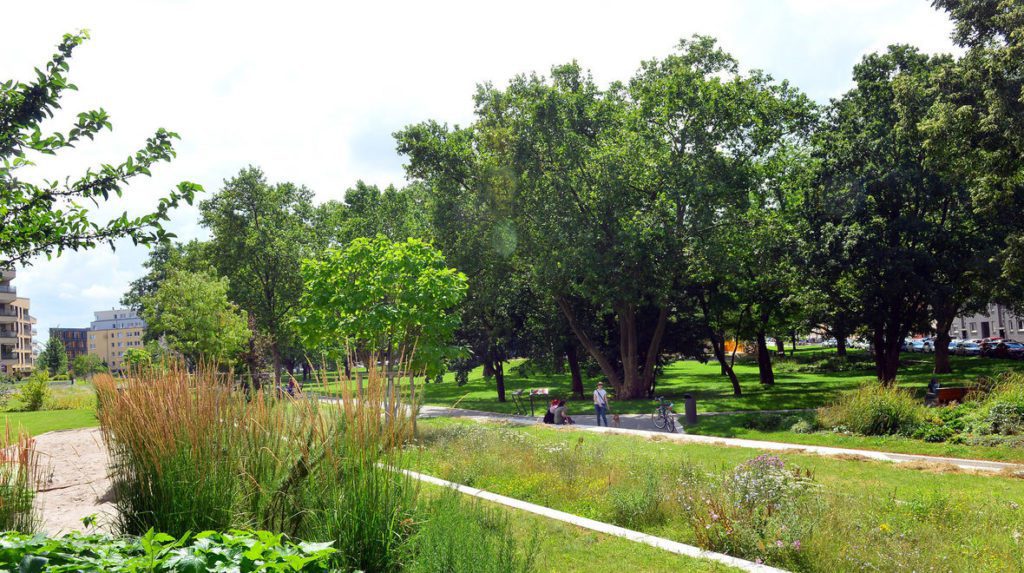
651;396;677;433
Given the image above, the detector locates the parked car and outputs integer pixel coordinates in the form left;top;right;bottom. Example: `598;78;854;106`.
983;340;1024;359
955;340;983;356
821;338;837;348
921;337;936;352
908;339;927;353
1004;341;1024;359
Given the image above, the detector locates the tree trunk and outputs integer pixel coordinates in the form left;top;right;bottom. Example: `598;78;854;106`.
640;306;669;397
934;331;952;375
566;343;584;399
557;297;622;390
493;359;506;403
756;330;775;386
272;344;282;385
776;337;786;356
836;337;847;357
698;293;741;395
933;306;957;375
618;304;642;399
710;331;742;396
872;323;903;384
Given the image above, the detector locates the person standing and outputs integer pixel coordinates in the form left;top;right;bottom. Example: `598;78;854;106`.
593;381;609;426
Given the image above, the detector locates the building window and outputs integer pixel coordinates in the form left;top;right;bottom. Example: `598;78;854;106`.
969;322;976;333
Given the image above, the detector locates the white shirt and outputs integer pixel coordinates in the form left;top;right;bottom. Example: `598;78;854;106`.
593;388;608;407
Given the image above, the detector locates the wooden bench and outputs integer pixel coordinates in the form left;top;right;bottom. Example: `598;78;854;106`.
925;386;969;406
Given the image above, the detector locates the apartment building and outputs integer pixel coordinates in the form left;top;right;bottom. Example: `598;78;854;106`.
88;309;147;372
0;269;36;376
949;303;1024;340
50;327;90;365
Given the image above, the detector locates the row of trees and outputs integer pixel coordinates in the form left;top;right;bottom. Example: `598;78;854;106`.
118;1;1024;399
6;3;1023;400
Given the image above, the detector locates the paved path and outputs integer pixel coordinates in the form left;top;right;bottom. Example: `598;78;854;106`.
34;428;115;535
419;406;1024;474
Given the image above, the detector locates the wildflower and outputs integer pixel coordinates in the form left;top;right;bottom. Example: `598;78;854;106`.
776;540;784;548
879;523;891;533
792;540;801;550
755;558;763;565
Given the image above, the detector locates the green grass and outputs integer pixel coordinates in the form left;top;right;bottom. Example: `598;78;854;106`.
410;348;1021;415
684;412;1024;463
0;409;97;435
418;483;738;573
410;418;1024;572
507;503;738;572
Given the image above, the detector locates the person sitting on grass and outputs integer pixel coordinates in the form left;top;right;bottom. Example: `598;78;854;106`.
543;399;558;424
554;399;573;425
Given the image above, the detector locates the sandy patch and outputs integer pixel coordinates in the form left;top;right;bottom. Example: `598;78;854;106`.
33;427;115;535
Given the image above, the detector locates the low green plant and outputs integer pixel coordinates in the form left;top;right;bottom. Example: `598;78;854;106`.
404;490;537;573
817;385;923;436
789;419;814;434
0;423;42;533
17;371;51;412
608;465;665;529
0;529;337;571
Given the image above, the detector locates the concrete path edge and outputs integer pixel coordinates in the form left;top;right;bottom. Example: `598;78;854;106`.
402;468;788;573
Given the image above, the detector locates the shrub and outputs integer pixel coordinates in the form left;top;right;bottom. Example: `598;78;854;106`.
405;490;536;573
985;402;1024;435
744;413;784;431
678;454;815;569
0;529;337;571
608;465;665;529
817;385;923;436
789;419;815;434
16;372;51;411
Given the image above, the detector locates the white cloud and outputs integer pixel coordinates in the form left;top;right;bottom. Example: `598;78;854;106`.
3;0;957;339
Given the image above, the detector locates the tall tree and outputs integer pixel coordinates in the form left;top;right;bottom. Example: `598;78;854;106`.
38;336;67;376
296;236;467;377
1;32;200;268
199;167;315;381
812;46;982;383
141;270;250;365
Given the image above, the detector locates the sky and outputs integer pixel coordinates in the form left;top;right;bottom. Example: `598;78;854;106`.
4;0;958;341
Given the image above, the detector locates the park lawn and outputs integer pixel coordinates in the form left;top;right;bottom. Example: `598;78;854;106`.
414;348;1022;415
684;412;1024;463
409;418;1024;572
436;487;739;573
0;409;97;435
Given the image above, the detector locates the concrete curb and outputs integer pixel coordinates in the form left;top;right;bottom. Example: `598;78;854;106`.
402;468;788;573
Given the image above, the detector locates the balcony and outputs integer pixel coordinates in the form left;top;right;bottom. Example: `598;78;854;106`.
0;308;17;323
0;352;14;361
0;270;13;281
0;286;15;304
0;331;16;344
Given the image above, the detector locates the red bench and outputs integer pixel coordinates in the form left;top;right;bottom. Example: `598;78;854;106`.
925;387;969;406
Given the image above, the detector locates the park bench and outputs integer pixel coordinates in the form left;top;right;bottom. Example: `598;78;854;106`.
924;385;969;406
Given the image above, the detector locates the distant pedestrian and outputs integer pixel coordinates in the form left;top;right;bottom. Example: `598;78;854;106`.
593;381;609;426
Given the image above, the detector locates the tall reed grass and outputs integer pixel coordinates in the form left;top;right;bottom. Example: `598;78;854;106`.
94;358;418;571
0;423;43;532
